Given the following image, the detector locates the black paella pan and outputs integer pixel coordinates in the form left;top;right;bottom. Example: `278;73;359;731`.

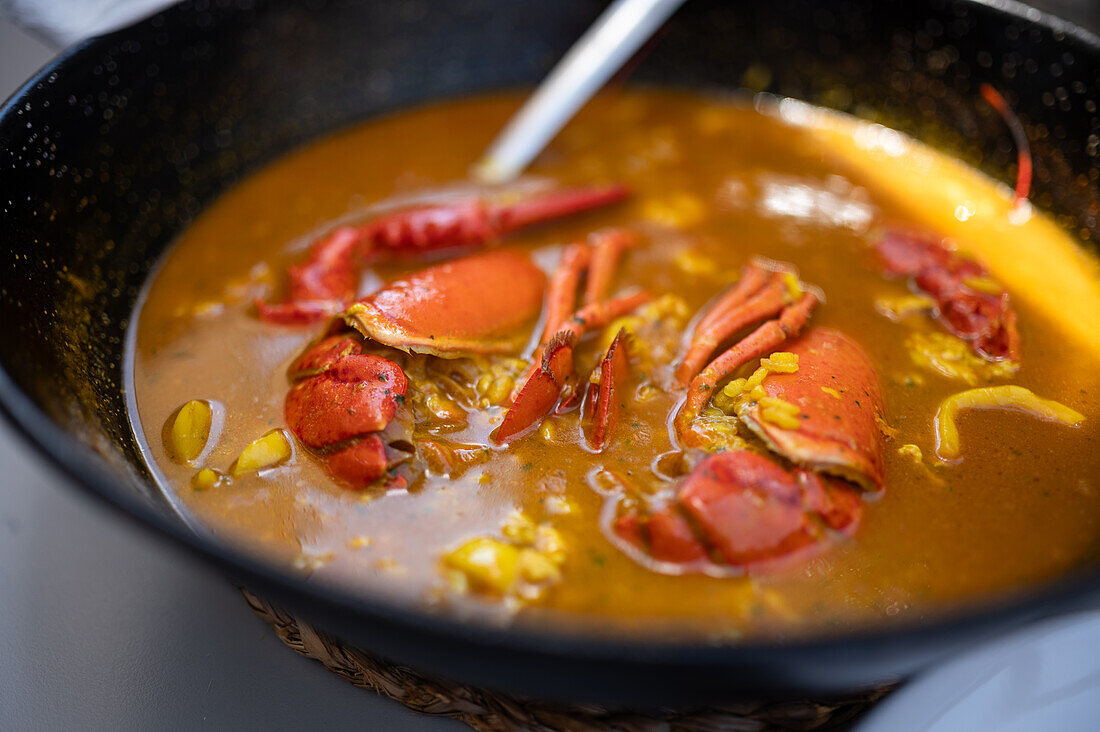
2;0;1100;706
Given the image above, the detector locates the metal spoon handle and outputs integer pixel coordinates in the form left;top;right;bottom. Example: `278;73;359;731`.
473;0;686;184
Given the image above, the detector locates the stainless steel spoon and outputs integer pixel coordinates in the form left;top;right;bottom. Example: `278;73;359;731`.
473;0;687;184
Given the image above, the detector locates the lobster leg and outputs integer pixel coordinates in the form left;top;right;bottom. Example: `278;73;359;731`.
494;291;652;444
583;230;636;306
584;329;630;451
677;270;791;385
693;265;770;335
677;293;818;441
540;243;591;344
492;184;630;234
492;332;578;444
539;228;636;346
562;291;653;341
525;229;635;407
288;226;361;303
256;298;349;325
254;228;362;324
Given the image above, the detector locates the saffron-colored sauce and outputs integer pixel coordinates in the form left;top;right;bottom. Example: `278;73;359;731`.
129;91;1100;640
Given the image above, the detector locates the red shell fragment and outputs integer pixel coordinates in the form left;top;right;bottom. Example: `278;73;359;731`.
323;434;390;489
584;329;630;451
616;451;863;573
343;250;546;357
284;354;407;449
877;229;1020;362
739;328;887;492
288;334;363;380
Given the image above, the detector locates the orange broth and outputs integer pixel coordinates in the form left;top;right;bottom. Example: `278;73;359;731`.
129;91;1100;639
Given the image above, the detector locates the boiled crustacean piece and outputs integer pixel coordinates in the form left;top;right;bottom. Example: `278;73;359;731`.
737;328;886;492
492;230;650;445
674;259;819;442
285;354;407;449
582;328;630;451
257;184;629;324
342;250;547;357
614;259;886;573
876;229;1020;363
614;451;863;572
283;335;408;489
283;248;549;489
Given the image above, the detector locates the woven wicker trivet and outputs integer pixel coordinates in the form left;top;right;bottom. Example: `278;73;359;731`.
242;590;895;731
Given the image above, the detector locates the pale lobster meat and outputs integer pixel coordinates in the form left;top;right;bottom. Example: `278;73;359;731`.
876;229;1020;363
615;262;886;573
257;184;629;324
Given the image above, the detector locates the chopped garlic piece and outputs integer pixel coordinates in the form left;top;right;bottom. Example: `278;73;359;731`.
442;538;520;595
713;351;802;418
898;443;923;462
599;315;643;352
478;374;514;406
722;378;748;398
233;430;292;475
443;511;568;600
744;366;770;392
639;293;690;323
542;495;573;516
535;525;566;556
682;412;747;452
167;400;212;463
759;396;800;414
191;468;223;491
502;512;537;545
934;386;1084;461
426;394;466;423
780;272;803;302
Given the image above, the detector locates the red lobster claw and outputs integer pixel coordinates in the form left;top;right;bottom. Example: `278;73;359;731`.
257;184;629;324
